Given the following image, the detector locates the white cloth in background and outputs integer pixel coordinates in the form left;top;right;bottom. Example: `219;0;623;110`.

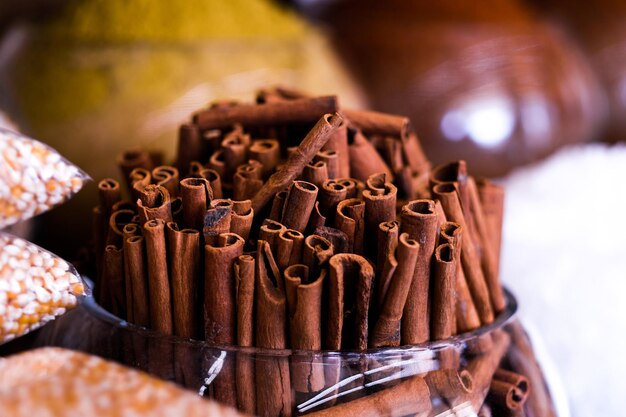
501;144;626;417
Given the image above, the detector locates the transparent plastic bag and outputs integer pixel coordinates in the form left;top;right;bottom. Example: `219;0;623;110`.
0;232;86;343
0;128;90;229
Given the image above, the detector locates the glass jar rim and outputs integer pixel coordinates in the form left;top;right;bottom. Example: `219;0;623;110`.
80;278;517;357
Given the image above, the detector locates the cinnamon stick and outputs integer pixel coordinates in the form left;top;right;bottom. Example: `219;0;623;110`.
180;177;212;231
200;168;223;199
276;228;305;271
424;369;474;407
105;209;135;248
280;180;319;233
255;240;292;417
256;85;308;103
284;264;326;392
335;198;365;255
103;244;125;319
371;233;419;348
326;253;375;350
430;161;474;238
303;234;334;281
204;233;244;408
233;160;264;201
348;128;393;181
121;224;140;323
203;199;233;245
467;177;506;313
235;254;256;415
249;139;281;178
137;184;173;224
343;109;411;140
143;219;172;334
465;330;511;411
123;235;150;327
477;178;505;270
302;161;329;187
259;219;286;254
176;123;202;173
315;150;340;179
208;150;226;183
129;167;151;202
433;182;494;325
375;221;399;311
488;369;530;415
304;373;432;417
98;179;121;222
439;222;481;333
431;243;457;340
268;190;287;222
117;149;153;190
363;173;397;260
166;222;200;339
251;112;344;214
399;199;438;344
221;128;249;181
506;321;558;417
235;255;256;347
193;96;337;130
313;226;351;255
230;199;254;242
336;178;360;199
306;201;327;234
204;233;245;345
152;165;180;198
319;180;348;224
321;124;350;178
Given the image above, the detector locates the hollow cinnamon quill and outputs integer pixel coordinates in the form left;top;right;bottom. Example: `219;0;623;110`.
137;184;173;225
180;177;212;231
467;177;506;312
123;235;150;327
439;222;481;333
433;182;494;324
284;264;326;392
334;198;365;255
193;96;338;130
204;233;244;407
363;174;397;260
152;165;180;198
371;233;419;348
431;243;457;340
167;223;200;339
251;112;344;214
280;180;318;233
326;253;375;350
400;199;439;344
143;219;172;334
255;240;292;417
203;199;233;245
235;254;256;415
230;200;254;242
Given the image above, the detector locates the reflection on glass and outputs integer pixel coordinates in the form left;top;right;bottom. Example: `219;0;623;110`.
441;94;516;150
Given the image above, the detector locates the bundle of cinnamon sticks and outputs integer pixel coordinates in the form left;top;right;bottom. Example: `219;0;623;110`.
90;88;552;417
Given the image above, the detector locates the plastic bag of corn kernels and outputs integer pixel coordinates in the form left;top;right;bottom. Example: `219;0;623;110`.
0;232;86;344
0;128;89;229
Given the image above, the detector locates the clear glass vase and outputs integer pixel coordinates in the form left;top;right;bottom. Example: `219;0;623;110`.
0;286;559;417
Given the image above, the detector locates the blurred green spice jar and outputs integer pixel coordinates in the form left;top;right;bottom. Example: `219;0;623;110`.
0;0;362;257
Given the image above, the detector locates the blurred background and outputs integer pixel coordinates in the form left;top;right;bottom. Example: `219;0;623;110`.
1;1;625;416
